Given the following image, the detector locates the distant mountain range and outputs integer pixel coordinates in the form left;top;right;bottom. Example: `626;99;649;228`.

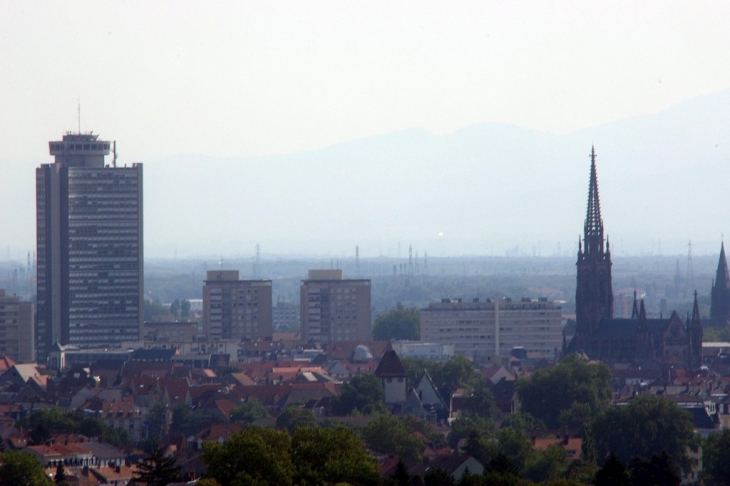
3;90;730;259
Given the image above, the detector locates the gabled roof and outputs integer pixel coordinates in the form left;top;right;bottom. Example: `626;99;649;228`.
374;351;407;378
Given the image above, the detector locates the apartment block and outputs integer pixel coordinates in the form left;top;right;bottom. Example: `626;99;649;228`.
420;297;562;362
0;290;35;363
300;269;371;343
203;270;272;341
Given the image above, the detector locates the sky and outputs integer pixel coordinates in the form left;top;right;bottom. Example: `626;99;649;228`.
2;2;730;258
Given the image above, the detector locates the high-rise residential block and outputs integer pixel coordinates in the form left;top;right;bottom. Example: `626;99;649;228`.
203;270;272;341
0;289;35;363
36;132;143;361
300;269;371;343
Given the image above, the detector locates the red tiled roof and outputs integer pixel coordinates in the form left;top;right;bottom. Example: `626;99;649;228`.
374;351;407;378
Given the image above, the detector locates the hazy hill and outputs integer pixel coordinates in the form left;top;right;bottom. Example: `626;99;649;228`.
2;90;729;259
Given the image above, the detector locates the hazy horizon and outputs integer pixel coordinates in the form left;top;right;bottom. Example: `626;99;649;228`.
2;3;729;259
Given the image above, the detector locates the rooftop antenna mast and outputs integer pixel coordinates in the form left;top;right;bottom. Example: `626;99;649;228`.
112;141;117;168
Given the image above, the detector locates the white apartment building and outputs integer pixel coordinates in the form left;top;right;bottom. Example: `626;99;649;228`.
420;297;562;362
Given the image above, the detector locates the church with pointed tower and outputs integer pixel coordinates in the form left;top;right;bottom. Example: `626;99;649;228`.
567;147;703;370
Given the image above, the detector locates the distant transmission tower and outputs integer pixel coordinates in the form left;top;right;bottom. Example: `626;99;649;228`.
408;244;413;276
355;245;361;277
253;243;261;278
687;240;695;291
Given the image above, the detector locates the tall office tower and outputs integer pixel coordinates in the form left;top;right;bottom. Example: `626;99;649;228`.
0;289;35;363
203;270;273;341
300;269;371;343
36;132;143;361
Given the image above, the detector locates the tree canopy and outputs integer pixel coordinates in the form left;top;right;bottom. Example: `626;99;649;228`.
202;425;380;486
592;395;695;473
18;407;132;449
703;428;730;485
328;373;385;416
372;303;420;341
0;451;50;486
514;354;613;429
290;426;379;485
360;413;427;463
230;397;269;425
201;426;295;486
275;407;316;434
134;447;182;486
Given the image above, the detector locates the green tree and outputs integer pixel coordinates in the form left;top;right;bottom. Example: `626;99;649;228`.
432;355;480;398
0;451;51;486
495;427;535;474
144;299;173;321
372;303;420;341
593;453;629;486
181;298;191;317
328;373;385;416
627;452;681;486
230;398;269;425
499;412;545;433
361;413;426;463
54;463;67;485
275;407;316;434
201;426;295;486
424;468;455;486
459;378;497;420
515;354;612;429
448;414;496;449
171;403;217;436
592;396;695;473
19;407;131;448
703;428;730;485
134;447;182;486
170;299;181;317
558;402;593;433
523;443;569;483
291;426;379;485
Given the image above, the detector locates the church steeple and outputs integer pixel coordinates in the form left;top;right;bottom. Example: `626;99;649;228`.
690;290;703;368
584;146;605;256
711;242;730;326
572;146;614;354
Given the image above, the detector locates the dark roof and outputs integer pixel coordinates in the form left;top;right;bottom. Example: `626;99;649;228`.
374;350;407;378
131;348;176;361
593;318;666;340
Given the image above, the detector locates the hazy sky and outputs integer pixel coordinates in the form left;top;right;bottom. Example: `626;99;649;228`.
2;1;730;159
2;2;730;259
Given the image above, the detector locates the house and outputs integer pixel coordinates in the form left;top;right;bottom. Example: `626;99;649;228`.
413;370;449;422
411;454;484;480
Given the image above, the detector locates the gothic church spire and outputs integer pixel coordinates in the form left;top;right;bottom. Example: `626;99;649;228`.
711;242;730;326
584;146;605;255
